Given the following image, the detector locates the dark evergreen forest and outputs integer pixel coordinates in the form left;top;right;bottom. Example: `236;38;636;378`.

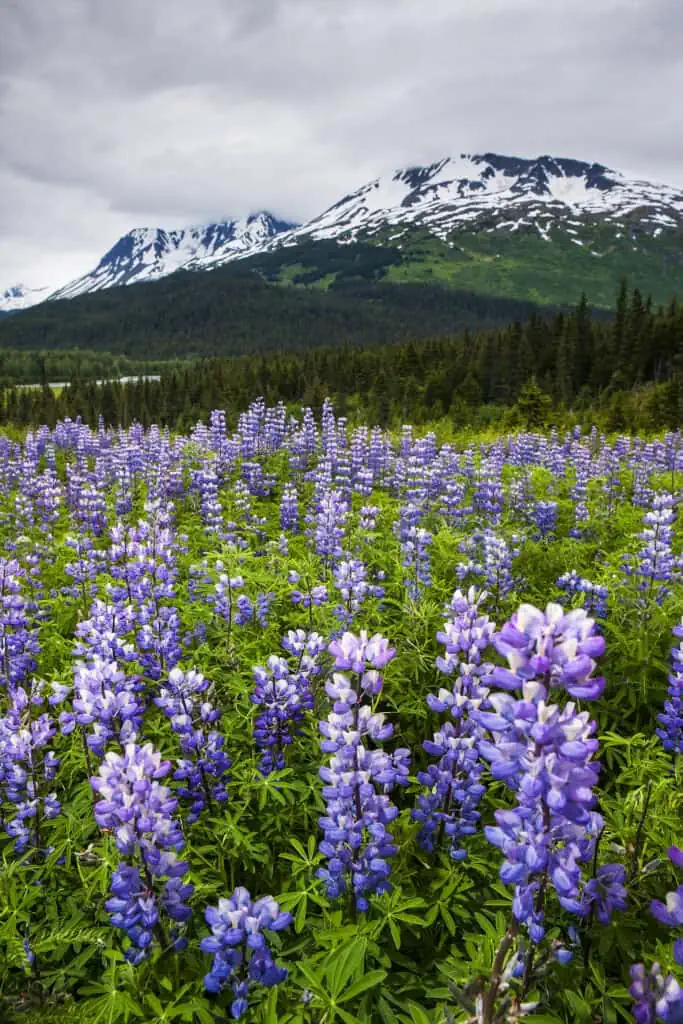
2;284;681;432
0;245;549;359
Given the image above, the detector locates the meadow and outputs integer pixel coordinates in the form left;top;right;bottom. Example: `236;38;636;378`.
0;399;681;1024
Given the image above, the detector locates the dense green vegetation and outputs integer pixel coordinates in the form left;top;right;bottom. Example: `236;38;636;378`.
0;243;544;360
0;406;681;1024
0;349;174;387
382;226;683;307
1;284;680;432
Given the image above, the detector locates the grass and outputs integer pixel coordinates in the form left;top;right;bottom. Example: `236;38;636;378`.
382;226;683;307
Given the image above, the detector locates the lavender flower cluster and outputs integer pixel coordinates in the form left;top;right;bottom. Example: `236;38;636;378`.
317;631;410;910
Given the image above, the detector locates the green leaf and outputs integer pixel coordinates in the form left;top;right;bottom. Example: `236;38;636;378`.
145;993;164;1015
338;969;387;1002
298;961;325;995
564;990;593;1022
378;997;399;1024
407;1003;432;1024
257;988;279;1024
327;937;367;998
396;913;427;927
192;1005;218;1024
101;948;124;962
295;893;307;933
335;1009;358;1024
288;837;307;859
388;919;401;948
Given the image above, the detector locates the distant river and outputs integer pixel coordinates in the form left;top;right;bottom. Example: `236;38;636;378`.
16;375;162;390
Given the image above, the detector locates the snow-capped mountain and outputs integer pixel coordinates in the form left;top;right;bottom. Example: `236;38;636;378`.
263;153;683;251
48;212;296;302
4;153;683;313
0;283;52;312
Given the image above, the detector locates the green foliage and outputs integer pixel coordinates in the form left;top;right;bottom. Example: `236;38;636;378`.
0;422;681;1024
0;251;540;360
1;284;680;433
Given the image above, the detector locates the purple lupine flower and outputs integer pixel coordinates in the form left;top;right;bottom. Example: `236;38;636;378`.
206;572;254;630
107;504;184;679
492;601;606;700
435;587;497;675
279;484;300;534
154;668;231;822
251;655;314;776
413;589;495;860
651;846;683;968
331;558;384;627
532;500;558;540
473;468;504;524
483;692;603;942
280;629;327;665
480;606;607;943
288;571;329;612
62;535;107;606
399;523;432;601
657;620;683;755
200;887;291;1019
192;461;225;536
557;571;608;621
413;723;486;861
623;493;678;606
136;605;183;679
439;478;471;527
507;472;534;525
358;504;381;534
241;461;277;499
317;632;409;910
567;444;591;538
108;506;179;607
91;741;193;962
0;559;40;689
456;530;521;606
0;681;61;854
307;487;349;567
74;600;139;665
630;963;683;1023
255;592;276;628
580;863;628;924
60;656;145;756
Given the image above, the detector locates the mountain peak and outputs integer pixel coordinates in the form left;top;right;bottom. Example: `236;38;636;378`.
3;151;683;313
267;151;683;250
48;210;299;301
0;282;52;313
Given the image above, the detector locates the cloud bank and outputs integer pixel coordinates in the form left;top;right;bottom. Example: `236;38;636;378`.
1;0;681;287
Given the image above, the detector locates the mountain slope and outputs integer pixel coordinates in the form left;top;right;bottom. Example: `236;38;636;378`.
2;152;683;314
0;250;545;360
48;212;296;301
260;154;683;251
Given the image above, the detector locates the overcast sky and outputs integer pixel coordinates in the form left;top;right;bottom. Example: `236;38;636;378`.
1;0;681;289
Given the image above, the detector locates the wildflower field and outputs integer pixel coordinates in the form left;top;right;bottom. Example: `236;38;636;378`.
0;400;681;1024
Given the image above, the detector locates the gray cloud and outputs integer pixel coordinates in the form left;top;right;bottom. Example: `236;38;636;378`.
1;0;682;288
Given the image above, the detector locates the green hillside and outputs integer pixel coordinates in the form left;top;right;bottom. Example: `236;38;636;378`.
0;244;544;360
2;223;683;360
381;226;683;307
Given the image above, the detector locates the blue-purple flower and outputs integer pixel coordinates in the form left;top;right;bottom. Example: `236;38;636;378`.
201;887;291;1019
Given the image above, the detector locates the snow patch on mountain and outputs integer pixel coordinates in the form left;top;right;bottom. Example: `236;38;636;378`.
4;152;683;312
0;283;53;313
49;212;297;302
259;153;683;253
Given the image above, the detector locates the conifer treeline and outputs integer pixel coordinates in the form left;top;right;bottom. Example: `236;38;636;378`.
1;284;681;431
